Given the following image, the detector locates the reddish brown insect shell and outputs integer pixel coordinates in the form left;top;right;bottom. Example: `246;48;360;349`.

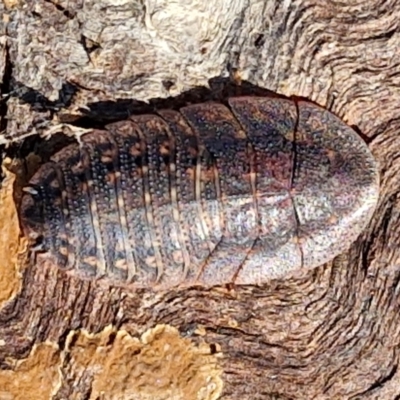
20;96;380;290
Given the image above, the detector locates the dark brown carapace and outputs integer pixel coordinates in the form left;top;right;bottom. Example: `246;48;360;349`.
19;96;380;290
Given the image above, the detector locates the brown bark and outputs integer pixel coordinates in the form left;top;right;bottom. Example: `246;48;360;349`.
0;0;399;399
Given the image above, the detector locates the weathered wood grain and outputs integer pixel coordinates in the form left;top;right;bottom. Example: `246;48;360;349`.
0;0;400;399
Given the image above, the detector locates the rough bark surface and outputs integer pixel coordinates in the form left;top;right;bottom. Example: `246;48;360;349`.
0;0;399;399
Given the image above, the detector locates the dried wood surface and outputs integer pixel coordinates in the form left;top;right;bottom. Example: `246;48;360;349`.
0;0;400;399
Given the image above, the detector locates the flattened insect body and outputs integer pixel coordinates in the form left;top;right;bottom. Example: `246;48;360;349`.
19;95;380;290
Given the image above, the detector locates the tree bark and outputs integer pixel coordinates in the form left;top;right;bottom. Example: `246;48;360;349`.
0;0;399;399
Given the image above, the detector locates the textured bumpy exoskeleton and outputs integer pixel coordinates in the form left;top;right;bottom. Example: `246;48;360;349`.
20;96;380;290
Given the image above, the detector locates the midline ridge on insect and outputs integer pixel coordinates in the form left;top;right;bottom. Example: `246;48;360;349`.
19;95;380;290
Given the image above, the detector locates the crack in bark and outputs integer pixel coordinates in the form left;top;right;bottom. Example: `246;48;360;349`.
0;43;12;143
